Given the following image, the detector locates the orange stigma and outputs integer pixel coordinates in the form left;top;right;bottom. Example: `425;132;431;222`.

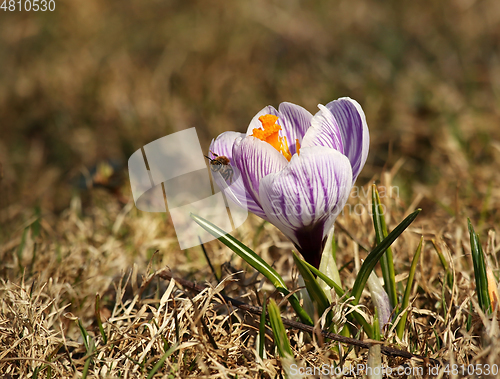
251;114;293;161
295;139;301;156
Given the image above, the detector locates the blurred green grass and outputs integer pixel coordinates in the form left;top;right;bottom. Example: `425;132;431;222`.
1;0;499;224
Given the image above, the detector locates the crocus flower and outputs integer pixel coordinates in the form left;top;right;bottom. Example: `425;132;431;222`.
208;97;369;268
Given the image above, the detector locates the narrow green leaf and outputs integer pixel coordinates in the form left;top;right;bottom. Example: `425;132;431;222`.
433;327;441;351
431;239;448;270
78;319;95;379
372;184;397;309
45;344;60;379
351;209;421;304
191;213;313;325
331;234;337;262
466;301;472;332
199;237;221;284
122;351;143;367
258;294;267;360
397;236;423;339
95;294;107;345
300;258;373;338
431;239;453;288
77;319;90;353
81;356;91;379
147;344;178;379
300;260;343;296
293;252;331;319
467;218;491;313
267;299;293;359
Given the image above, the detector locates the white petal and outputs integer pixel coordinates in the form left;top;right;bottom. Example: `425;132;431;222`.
258;146;353;267
209;132;266;218
301;104;344;154
232;136;288;208
324;97;369;182
277;102;313;155
209;131;245;161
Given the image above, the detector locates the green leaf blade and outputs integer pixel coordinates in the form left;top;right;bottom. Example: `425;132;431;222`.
397;236;423;339
146;344;178;379
351;209;421;304
299;257;373;338
293;252;331;321
95;294;107;345
371;184;398;309
258;294;267;360
468;218;491;313
190;213;313;325
268;299;294;359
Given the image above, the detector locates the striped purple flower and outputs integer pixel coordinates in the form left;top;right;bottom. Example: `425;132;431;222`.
208;98;369;268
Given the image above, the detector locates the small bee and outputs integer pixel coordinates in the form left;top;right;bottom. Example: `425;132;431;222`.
205;151;234;183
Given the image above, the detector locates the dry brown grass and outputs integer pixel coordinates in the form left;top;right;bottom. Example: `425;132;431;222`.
2;0;500;377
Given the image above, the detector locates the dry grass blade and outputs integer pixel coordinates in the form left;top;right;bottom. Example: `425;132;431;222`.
156;268;440;365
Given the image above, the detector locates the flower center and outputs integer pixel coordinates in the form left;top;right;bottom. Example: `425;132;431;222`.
251;114;293;161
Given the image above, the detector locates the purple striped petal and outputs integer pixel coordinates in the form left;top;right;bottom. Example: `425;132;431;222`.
324;97;369;182
209;131;245;160
258;146;353;268
301;104;344;154
209;132;267;219
277;102;313;156
213;170;269;220
232;136;288;209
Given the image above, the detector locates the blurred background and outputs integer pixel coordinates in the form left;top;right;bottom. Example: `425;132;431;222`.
1;0;500;240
